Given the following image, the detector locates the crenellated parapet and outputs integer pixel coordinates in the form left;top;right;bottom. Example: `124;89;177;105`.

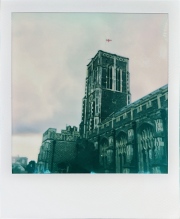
86;84;168;173
80;50;131;137
37;49;168;174
37;125;80;173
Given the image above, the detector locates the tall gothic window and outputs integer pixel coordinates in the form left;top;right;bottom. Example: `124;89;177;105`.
116;133;127;173
100;138;109;168
138;124;154;173
107;66;112;89
102;68;106;88
116;68;120;91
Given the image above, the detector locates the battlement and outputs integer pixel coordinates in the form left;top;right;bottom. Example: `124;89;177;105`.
87;84;168;138
42;126;79;142
87;50;129;67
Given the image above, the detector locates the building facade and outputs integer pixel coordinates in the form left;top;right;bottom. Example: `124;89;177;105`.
84;84;168;173
37;126;79;173
80;50;131;137
79;50;168;173
37;50;168;174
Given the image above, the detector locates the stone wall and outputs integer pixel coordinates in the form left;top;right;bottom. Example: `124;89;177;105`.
37;126;79;173
86;85;168;173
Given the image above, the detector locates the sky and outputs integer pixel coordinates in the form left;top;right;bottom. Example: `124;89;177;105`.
12;13;168;162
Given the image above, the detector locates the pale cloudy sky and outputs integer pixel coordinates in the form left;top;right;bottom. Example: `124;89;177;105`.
12;13;168;162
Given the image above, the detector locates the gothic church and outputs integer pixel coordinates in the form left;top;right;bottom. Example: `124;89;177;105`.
37;50;168;174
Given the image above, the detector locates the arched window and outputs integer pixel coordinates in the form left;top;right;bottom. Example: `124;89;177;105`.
102;68;106;88
107;66;112;89
99;138;109;169
138;124;154;173
116;68;120;91
116;132;128;173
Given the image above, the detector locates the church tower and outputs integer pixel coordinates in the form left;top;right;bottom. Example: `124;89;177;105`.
80;50;131;137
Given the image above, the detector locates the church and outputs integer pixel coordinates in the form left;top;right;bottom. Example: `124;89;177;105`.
37;50;168;174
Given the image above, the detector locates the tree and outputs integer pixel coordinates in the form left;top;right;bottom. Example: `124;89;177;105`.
26;160;36;173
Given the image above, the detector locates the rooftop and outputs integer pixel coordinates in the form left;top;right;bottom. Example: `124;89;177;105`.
102;84;168;123
87;50;129;66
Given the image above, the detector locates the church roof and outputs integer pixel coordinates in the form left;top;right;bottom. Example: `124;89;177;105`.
102;84;168;123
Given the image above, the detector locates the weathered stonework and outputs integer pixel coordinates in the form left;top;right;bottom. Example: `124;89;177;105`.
80;50;131;137
37;126;79;173
80;50;168;174
37;50;168;174
85;84;168;173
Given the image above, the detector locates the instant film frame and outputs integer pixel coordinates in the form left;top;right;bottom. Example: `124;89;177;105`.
12;13;168;174
1;0;180;218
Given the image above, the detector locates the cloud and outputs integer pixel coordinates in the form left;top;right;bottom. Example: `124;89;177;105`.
12;13;168;137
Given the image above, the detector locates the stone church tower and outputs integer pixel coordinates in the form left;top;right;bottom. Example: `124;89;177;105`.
37;50;168;174
80;50;131;137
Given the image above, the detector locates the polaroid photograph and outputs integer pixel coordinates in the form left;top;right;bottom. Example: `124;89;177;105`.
1;0;179;218
11;12;168;175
